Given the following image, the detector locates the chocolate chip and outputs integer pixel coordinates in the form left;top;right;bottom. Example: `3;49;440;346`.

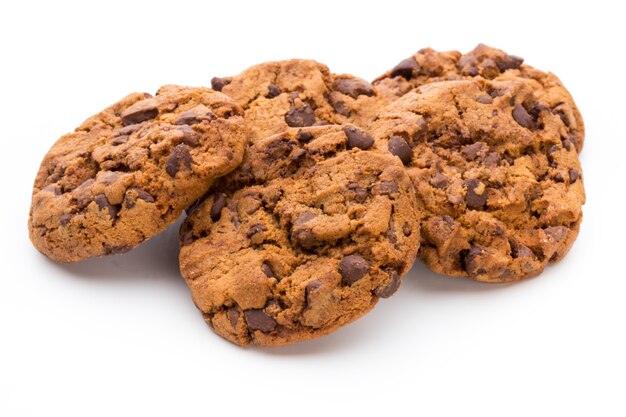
343;125;374;150
512;104;534;129
59;213;73;226
509;238;533;259
174;106;215;125
165;144;193;177
339;255;370;286
244;309;276;332
562;139;572;151
390;57;419;80
93;194;118;219
178;126;200;146
261;262;275;278
210;193;226;221
118;123;144;136
568;169;579;183
246;224;267;238
266;83;281;98
181;231;194;246
386;217;397;244
296;130;314;143
484;152;500;167
332;78;375;98
379;181;399;195
226;308;239;328
461;142;485;160
476;95;493;104
402;222;411;236
111;135;129;145
305;280;323;308
430;173;448;189
292;229;318;248
121;99;159;126
388;135;412;165
464;178;487;209
294;211;317;226
375;271;401;298
211;77;232;92
108;246;131;255
496;54;524;71
124;187;155;209
285;103;316;127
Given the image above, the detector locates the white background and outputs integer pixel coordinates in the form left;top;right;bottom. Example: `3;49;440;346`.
1;1;624;416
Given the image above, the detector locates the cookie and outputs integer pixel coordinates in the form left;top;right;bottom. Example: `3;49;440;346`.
179;125;421;346
370;79;585;282
29;85;246;263
211;59;391;143
373;44;584;152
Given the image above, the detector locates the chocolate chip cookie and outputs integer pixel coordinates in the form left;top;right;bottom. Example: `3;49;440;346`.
370;79;585;282
374;44;585;152
29;85;246;263
179;125;421;346
211;59;391;144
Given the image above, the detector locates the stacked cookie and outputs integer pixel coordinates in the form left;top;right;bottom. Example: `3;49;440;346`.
29;44;585;346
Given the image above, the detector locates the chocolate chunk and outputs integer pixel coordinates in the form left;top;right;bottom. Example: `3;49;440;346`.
111;135;129;145
328;93;349;116
244;309;276;332
462;246;486;276
464;178;487;209
343;125;374;150
348;183;368;203
402;222;412;236
108;246;131;255
458;54;478;76
116;123;144;136
387;135;412;165
59;213;73;226
181;231;194;246
246;224;267;238
476;95;493;104
332;78;375;98
568;169;579;183
305;280;323;308
93;194;118;219
165;144;193;177
430;173;448;189
266;83;281;98
512;104;534;129
174;106;215;125
413;117;428;141
386;217;397;244
375;271;401;298
210;193;226;221
261;262;275;278
461;142;486;160
294;211;317;226
339;255;370;286
121;99;159;126
124;187;155;209
292;229;318;248
509;238;533;259
496;54;524;71
226;308;240;328
211;76;231;92
285;103;316;127
179;126;200;146
484;152;500;168
390;57;419;80
379;181;399;195
545;226;568;242
296;130;314;143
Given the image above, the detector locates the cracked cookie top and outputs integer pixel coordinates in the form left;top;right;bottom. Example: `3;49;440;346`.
373;43;584;152
211;59;392;144
370;78;585;282
29;85;245;263
179;125;421;346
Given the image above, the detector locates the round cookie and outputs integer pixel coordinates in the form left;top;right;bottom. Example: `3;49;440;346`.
211;59;392;143
29;85;246;263
179;125;421;346
370;79;585;282
373;44;584;152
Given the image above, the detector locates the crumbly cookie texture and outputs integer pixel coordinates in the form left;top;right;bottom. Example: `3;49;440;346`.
211;59;392;143
29;85;246;263
370;79;585;282
373;43;584;152
179;125;421;346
